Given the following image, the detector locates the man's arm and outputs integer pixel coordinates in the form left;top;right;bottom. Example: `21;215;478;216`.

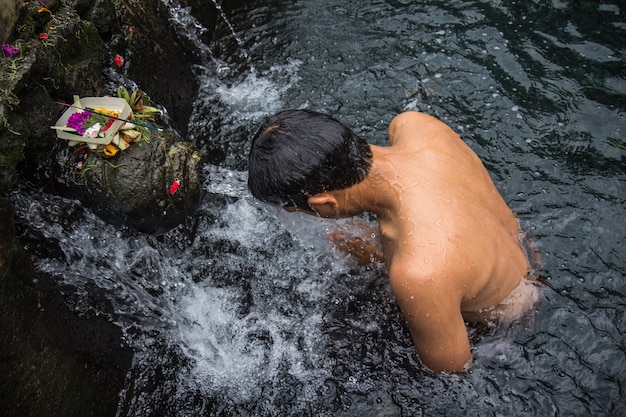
389;266;471;372
329;233;385;265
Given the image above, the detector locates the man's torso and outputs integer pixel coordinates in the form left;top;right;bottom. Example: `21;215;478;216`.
378;112;529;315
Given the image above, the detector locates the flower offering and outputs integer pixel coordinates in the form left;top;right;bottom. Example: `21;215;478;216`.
66;108;121;138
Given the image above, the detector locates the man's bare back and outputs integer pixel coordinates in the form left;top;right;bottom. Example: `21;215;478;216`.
314;112;537;371
382;112;529;312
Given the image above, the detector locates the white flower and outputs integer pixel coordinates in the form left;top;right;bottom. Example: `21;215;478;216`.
84;123;102;138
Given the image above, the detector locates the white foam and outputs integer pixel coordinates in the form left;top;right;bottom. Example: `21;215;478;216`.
214;61;302;120
9;175;372;408
203;164;249;198
178;282;329;401
172;198;336;401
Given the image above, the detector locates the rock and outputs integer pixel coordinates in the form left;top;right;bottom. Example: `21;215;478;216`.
0;0;217;414
0;197;134;417
0;5;107;194
117;0;220;136
0;198;15;272
58;129;203;234
0;0;207;232
0;0;23;43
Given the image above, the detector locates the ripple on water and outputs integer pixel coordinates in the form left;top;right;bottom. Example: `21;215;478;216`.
9;0;626;415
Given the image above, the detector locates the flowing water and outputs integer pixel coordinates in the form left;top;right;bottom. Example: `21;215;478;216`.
10;0;626;416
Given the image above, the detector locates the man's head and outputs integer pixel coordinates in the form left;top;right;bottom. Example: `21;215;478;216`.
248;109;372;211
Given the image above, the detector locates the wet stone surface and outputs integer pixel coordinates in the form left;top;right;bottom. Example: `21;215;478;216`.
0;0;217;415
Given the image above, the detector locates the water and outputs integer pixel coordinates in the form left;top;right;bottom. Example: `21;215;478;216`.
10;0;626;415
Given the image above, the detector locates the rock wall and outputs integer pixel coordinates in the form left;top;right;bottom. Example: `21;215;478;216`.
0;0;22;44
0;199;134;416
0;0;221;415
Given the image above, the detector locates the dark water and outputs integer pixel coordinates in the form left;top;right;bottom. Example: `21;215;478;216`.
10;0;626;416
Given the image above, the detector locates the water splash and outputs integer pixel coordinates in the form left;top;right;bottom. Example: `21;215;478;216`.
214;61;302;119
211;0;246;51
203;164;248;198
163;0;214;67
187;59;302;168
10;182;350;409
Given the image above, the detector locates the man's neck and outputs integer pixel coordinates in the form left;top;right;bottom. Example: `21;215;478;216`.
347;145;400;221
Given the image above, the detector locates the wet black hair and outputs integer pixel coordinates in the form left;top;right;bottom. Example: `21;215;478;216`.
248;109;373;210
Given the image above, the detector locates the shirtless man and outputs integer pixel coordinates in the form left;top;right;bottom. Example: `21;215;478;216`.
247;109;539;372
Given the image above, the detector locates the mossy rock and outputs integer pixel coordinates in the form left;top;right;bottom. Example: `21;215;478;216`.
59;130;203;234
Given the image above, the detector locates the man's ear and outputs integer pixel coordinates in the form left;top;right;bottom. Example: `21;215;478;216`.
308;193;338;211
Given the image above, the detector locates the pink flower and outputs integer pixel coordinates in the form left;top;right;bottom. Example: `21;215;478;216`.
114;54;124;68
39;33;49;40
66;110;92;135
2;44;19;57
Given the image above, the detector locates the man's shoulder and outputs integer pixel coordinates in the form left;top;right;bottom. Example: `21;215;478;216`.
387;112;458;147
389;111;437;125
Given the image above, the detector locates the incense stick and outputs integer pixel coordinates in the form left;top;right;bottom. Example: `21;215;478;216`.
55;101;163;131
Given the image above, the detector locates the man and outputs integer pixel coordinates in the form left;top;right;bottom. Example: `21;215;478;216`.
248;109;540;372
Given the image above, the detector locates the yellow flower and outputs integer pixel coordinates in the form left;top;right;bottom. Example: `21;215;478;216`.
94;108;121;117
103;144;119;157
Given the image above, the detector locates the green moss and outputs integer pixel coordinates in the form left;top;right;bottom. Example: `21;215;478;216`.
57;20;105;64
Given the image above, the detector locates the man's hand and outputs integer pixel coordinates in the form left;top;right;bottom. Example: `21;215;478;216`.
329;231;385;265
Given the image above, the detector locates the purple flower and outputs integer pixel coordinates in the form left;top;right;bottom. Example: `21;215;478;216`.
66;110;92;135
2;44;20;58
